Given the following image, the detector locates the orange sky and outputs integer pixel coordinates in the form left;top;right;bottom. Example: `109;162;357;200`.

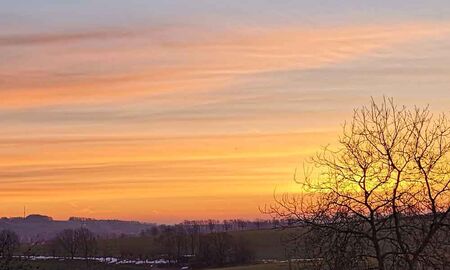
2;1;450;223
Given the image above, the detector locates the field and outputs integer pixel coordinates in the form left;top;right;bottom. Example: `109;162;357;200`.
208;262;289;270
29;260;148;270
28;260;292;270
21;228;305;270
229;229;289;259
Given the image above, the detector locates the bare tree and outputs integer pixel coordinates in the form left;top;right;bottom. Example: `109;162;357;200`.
237;219;246;231
55;227;96;262
157;225;187;261
198;232;253;267
56;229;78;259
0;230;19;270
183;220;199;255
207;219;218;233
75;227;97;262
173;225;187;259
198;232;232;266
267;98;450;270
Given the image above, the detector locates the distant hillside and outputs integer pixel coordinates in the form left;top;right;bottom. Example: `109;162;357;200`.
0;214;156;242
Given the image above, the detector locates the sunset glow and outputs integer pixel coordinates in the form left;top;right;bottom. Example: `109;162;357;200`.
2;1;450;223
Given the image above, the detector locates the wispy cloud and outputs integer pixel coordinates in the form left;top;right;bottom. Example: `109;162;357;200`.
0;132;332;212
2;14;450;221
1;22;449;109
0;29;132;47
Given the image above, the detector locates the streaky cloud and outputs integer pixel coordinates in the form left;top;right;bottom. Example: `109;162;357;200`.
1;22;449;109
0;29;134;47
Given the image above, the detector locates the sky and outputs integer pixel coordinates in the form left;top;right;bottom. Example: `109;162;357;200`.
1;1;450;223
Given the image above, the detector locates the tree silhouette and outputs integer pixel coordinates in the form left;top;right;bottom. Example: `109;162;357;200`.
56;229;78;259
0;230;19;270
267;98;450;270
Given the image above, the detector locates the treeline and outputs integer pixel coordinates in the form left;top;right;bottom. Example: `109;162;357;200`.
0;215;155;242
3;218;287;268
141;219;280;236
50;228;97;260
36;225;254;268
154;226;254;267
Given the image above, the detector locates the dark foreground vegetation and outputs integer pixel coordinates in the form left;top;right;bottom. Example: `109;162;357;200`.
267;99;450;270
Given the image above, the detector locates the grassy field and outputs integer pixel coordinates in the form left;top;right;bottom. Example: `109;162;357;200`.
230;229;288;260
29;260;153;270
207;262;289;270
28;260;291;270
